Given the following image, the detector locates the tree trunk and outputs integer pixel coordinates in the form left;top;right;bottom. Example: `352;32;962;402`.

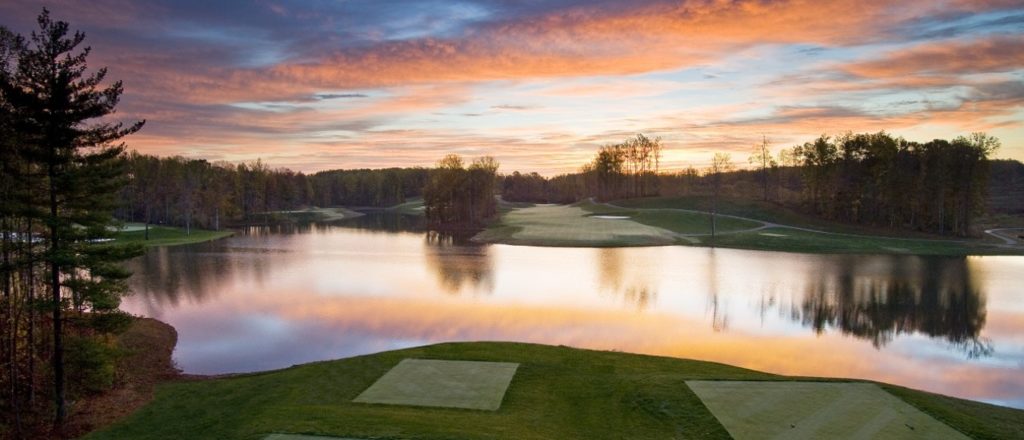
49;165;66;427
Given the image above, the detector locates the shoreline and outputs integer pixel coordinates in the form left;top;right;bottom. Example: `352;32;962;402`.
471;200;1024;256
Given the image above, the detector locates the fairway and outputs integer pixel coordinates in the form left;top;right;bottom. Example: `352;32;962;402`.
353;358;519;411
474;204;679;246
686;381;971;440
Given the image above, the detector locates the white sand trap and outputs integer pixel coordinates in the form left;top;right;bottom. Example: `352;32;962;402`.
591;215;631;220
487;205;677;246
354;359;518;411
687;381;969;440
759;232;788;237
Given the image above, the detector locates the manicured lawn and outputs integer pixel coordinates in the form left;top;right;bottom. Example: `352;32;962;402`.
111;224;233;247
85;342;1024;440
687;381;969;439
474;203;679;246
578;200;762;235
709;227;1022;255
353;359;518;411
269;207;364;222
386;198;426;216
612;196;859;231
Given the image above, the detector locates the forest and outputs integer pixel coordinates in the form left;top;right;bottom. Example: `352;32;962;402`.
112;129;1013;238
499;131;1008;237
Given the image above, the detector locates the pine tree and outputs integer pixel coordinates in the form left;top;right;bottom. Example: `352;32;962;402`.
0;9;144;426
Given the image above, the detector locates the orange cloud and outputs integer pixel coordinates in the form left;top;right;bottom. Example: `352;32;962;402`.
843;35;1024;78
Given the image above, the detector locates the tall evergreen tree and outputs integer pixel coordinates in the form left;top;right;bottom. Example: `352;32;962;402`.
0;9;144;426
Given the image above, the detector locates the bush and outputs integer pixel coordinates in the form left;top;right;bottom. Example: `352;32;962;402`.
65;335;120;396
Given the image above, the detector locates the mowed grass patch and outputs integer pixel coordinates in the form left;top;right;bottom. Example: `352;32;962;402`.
353;359;518;410
687;381;970;440
111;225;233;247
711;227;1021;255
474;204;679;246
578;200;762;235
84;342;1024;440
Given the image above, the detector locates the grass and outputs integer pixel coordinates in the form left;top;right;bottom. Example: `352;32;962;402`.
686;381;969;439
386;198;426;216
473;203;679;247
578;200;762;235
85;342;1024;440
612;196;882;235
111;224;233;247
708;227;1023;255
268;207;364;222
590;197;1024;255
352;359;518;411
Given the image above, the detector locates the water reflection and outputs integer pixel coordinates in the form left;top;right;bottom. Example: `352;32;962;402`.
119;215;1024;408
790;256;990;356
424;232;494;295
596;248;656;309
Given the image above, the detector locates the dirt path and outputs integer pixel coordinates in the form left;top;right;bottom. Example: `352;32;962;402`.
984;228;1023;245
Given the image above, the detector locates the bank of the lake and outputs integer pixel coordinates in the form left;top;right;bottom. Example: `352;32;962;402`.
112;224;234;247
474;198;1024;255
86;338;1023;440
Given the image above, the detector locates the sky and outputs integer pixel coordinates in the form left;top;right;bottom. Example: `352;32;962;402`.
2;0;1023;175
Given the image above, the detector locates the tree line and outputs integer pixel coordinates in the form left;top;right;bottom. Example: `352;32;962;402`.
787;132;999;236
1;11;143;434
423;154;499;228
497;131;1004;237
117;154;430;231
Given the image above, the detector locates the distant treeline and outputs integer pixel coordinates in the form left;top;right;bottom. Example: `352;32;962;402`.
497;132;1009;237
117;153;429;229
119;131;1013;236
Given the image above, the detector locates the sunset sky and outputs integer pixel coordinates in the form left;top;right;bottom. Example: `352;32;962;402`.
2;0;1023;174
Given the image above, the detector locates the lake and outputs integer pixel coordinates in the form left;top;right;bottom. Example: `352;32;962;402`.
121;214;1024;408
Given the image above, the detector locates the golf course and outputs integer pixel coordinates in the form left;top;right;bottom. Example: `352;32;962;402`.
85;340;1023;440
110;223;234;247
473;197;1024;255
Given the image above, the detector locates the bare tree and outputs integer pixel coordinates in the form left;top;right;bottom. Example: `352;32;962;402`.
709;153;733;239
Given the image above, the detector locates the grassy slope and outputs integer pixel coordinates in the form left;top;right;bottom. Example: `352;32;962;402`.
612;197;1024;256
577;200;762;235
386;197;427;216
111;224;233;247
86;342;1023;440
473;203;679;247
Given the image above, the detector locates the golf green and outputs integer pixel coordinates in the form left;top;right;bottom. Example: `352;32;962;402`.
686;381;971;439
353;358;519;411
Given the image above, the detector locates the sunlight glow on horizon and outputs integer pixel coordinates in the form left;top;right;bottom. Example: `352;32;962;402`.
2;0;1022;175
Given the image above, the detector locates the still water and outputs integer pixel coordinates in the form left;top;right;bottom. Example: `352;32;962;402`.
122;214;1024;408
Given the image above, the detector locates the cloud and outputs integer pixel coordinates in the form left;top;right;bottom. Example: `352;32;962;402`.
842;35;1024;78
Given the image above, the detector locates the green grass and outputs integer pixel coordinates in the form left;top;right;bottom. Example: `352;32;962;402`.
386;198;426;216
612;196;924;236
474;203;679;247
604;197;1024;255
86;342;1023;440
111;224;233;247
687;381;969;439
708;227;1022;255
353;359;518;411
578;200;762;235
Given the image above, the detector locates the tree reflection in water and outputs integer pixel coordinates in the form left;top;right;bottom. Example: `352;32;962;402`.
795;256;990;357
424;231;494;295
596;248;657;309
